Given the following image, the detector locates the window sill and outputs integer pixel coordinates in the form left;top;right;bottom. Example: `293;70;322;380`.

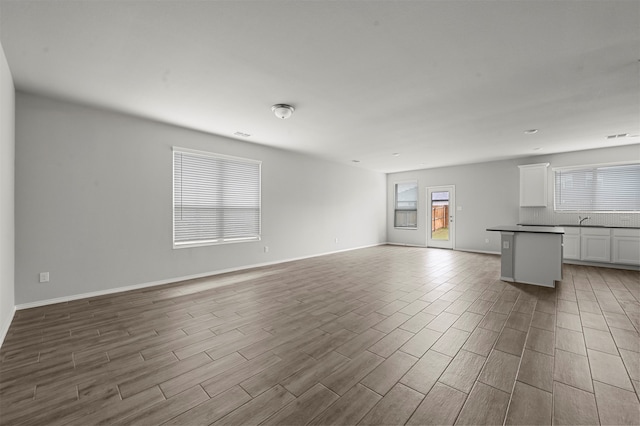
173;236;261;249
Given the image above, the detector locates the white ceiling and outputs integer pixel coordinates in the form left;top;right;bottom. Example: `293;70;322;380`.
1;0;638;173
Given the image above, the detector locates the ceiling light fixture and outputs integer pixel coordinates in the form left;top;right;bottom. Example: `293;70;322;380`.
352;160;361;163
392;153;400;157
271;104;295;119
524;129;538;134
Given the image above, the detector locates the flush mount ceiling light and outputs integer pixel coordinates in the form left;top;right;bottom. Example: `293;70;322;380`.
524;129;538;134
271;104;295;119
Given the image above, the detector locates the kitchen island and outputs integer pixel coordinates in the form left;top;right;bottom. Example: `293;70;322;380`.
487;225;565;288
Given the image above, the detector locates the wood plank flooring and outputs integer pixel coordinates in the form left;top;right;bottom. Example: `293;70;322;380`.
1;245;639;425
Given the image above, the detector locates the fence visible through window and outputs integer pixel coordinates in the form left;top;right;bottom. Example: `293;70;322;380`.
431;191;450;240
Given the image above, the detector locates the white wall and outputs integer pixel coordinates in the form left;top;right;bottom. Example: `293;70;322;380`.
15;93;387;305
0;42;16;344
518;145;640;228
387;160;520;253
387;144;640;252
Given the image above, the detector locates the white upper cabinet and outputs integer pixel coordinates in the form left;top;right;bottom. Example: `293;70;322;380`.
519;163;549;207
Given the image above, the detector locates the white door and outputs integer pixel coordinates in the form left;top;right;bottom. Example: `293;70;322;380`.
427;185;455;249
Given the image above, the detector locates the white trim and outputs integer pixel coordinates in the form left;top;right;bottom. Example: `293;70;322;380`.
0;306;16;349
552;160;638;172
15;243;385;310
386;242;427;248
385;244;501;256
426;185;456;250
172;146;262;165
518;163;550;169
455;248;501;256
172;147;262;249
563;259;639;271
393;180;418;229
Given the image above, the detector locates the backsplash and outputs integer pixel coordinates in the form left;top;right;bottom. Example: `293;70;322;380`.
519;208;640;227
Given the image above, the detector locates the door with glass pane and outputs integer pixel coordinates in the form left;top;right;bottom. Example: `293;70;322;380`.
427;186;455;249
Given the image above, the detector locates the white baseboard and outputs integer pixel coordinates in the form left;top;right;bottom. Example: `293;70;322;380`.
386;243;501;257
455;248;501;256
15;243;385;311
562;259;640;271
386;242;427;248
0;306;16;349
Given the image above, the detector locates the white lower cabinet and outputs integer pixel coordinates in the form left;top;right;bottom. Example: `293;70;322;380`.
563;228;581;260
562;227;639;266
580;228;611;262
612;228;640;265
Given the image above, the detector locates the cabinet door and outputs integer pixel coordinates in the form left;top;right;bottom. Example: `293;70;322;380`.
612;236;640;265
563;235;581;260
519;163;549;207
581;234;611;262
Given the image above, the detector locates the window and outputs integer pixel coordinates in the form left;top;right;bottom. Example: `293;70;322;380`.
395;181;418;228
173;148;261;248
554;162;640;212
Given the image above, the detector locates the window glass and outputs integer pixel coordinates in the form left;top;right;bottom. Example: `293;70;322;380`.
173;148;261;247
554;163;640;212
395;182;418;228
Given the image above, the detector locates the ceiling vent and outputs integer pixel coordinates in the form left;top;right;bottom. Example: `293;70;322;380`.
607;133;629;139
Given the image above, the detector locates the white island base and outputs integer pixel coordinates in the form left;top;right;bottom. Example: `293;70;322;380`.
487;226;564;288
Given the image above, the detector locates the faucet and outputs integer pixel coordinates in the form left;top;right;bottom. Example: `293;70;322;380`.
579;216;590;225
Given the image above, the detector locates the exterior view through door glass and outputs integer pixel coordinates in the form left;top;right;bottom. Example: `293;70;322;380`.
427;185;455;249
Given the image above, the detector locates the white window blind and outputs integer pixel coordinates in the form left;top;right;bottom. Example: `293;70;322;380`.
554;163;640;212
173;148;261;247
395;182;418;228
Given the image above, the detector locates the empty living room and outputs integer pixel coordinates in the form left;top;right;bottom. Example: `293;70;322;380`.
1;1;639;425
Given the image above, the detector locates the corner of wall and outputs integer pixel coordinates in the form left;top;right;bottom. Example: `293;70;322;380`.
0;40;17;348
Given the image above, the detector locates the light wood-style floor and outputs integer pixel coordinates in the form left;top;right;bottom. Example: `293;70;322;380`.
1;245;639;425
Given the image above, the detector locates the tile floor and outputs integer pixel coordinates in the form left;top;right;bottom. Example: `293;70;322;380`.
0;245;638;425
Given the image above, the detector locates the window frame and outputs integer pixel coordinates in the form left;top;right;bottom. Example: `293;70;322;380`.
394;180;418;229
553;161;640;213
172;147;262;249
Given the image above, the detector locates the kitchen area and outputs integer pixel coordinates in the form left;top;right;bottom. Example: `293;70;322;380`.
488;162;640;289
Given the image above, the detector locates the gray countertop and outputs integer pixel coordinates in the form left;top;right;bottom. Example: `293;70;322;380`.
487;225;565;234
518;223;640;230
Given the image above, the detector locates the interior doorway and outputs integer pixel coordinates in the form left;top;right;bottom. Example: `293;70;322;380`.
427;185;455;249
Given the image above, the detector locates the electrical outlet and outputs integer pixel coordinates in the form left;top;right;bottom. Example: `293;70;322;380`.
485;238;489;244
334;237;338;244
39;272;50;283
503;241;510;249
264;246;269;253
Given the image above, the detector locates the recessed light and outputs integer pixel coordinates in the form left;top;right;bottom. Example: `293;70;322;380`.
524;129;538;134
392;153;400;157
